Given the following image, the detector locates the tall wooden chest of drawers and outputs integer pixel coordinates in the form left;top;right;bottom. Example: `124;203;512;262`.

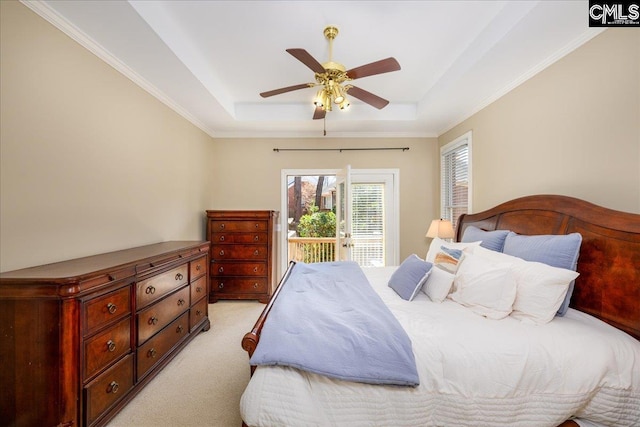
206;210;277;303
0;241;210;427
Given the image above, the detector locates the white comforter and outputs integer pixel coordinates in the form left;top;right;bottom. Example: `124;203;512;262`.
240;267;640;427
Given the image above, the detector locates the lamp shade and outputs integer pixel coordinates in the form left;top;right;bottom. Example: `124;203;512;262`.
426;219;455;239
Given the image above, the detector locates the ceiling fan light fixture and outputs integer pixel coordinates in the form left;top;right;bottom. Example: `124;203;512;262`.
339;99;350;110
332;84;345;104
313;89;325;107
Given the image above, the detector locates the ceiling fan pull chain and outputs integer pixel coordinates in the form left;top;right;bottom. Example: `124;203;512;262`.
323;116;327;136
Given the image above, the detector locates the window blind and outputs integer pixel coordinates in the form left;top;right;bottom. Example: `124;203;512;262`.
441;140;469;229
351;183;385;267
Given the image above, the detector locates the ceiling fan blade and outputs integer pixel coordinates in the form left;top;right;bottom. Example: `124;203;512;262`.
346;57;401;80
347;86;389;110
286;48;326;74
260;83;311;98
312;106;326;120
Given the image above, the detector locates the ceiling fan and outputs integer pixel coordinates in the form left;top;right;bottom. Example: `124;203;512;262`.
260;26;401;120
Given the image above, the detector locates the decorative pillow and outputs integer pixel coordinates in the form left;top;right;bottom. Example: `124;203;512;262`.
503;232;582;316
426;237;480;263
388;254;433;301
474;247;580;324
449;252;517;320
422;266;456;302
461;226;510;252
433;246;463;274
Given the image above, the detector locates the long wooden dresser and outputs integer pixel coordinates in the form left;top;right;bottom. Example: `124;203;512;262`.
0;241;210;427
206;210;277;303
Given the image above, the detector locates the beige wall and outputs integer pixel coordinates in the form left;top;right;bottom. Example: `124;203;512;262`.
439;29;640;214
0;1;215;271
211;137;439;264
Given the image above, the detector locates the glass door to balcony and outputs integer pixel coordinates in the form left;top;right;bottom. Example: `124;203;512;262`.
280;168;399;275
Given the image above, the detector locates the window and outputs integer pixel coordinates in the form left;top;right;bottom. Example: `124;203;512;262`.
441;131;472;229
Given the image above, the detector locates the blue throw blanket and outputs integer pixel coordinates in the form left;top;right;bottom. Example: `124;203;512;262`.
250;261;420;387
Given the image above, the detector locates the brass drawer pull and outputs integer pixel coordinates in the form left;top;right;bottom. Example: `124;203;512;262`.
219;250;225;256
196;287;202;293
253;267;258;273
253;283;259;288
218;282;224;289
254;235;259;241
196;264;201;271
218;267;224;273
177;299;185;306
148;348;157;358
106;303;117;314
175;273;184;281
219;223;225;229
219;236;225;242
196;310;202;316
106;340;116;352
149;316;159;325
145;285;156;295
253;250;259;256
254;223;259;228
108;381;119;394
176;325;183;333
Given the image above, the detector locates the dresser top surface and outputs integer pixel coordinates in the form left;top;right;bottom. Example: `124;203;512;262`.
0;241;208;281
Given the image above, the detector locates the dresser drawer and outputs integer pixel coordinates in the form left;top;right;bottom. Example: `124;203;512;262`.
84;354;134;426
190;275;207;303
211;262;267;276
137;286;190;345
212;277;268;294
84;317;131;381
211;244;267;260
209;220;267;232
190;297;208;331
136;264;188;309
211;232;268;244
83;286;131;336
137;312;189;380
190;256;207;280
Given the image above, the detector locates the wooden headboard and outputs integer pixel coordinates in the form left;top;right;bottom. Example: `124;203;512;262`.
456;194;640;340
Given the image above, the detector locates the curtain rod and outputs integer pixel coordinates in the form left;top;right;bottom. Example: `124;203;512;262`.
273;147;409;153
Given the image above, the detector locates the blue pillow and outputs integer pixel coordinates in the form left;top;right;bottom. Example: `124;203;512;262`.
389;255;433;301
461;226;510;252
503;232;582;316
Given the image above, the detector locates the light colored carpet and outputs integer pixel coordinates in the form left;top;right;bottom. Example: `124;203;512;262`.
106;300;265;427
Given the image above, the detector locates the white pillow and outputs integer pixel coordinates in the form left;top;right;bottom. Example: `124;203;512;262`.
425;237;481;263
473;247;580;324
449;252;517;320
422;267;455;303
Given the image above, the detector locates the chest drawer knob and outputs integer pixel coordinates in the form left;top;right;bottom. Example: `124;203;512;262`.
148;348;157;358
196;286;202;293
219;236;225;242
196;264;201;271
145;285;156;295
253;250;259;256
108;381;119;394
106;340;117;352
253;283;259;288
218;266;224;273
219;223;225;229
254;235;259;241
254;223;259;228
177;299;186;306
175;273;184;281
253;267;258;273
196;309;203;316
219;250;225;256
218;282;224;289
149;316;159;325
176;325;184;333
107;303;117;314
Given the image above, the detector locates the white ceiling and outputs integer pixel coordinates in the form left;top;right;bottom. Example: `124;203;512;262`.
25;0;604;138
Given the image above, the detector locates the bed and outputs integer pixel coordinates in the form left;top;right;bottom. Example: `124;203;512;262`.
240;195;640;427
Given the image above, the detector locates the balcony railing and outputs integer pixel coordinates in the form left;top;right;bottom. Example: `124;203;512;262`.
287;236;384;266
288;237;336;263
